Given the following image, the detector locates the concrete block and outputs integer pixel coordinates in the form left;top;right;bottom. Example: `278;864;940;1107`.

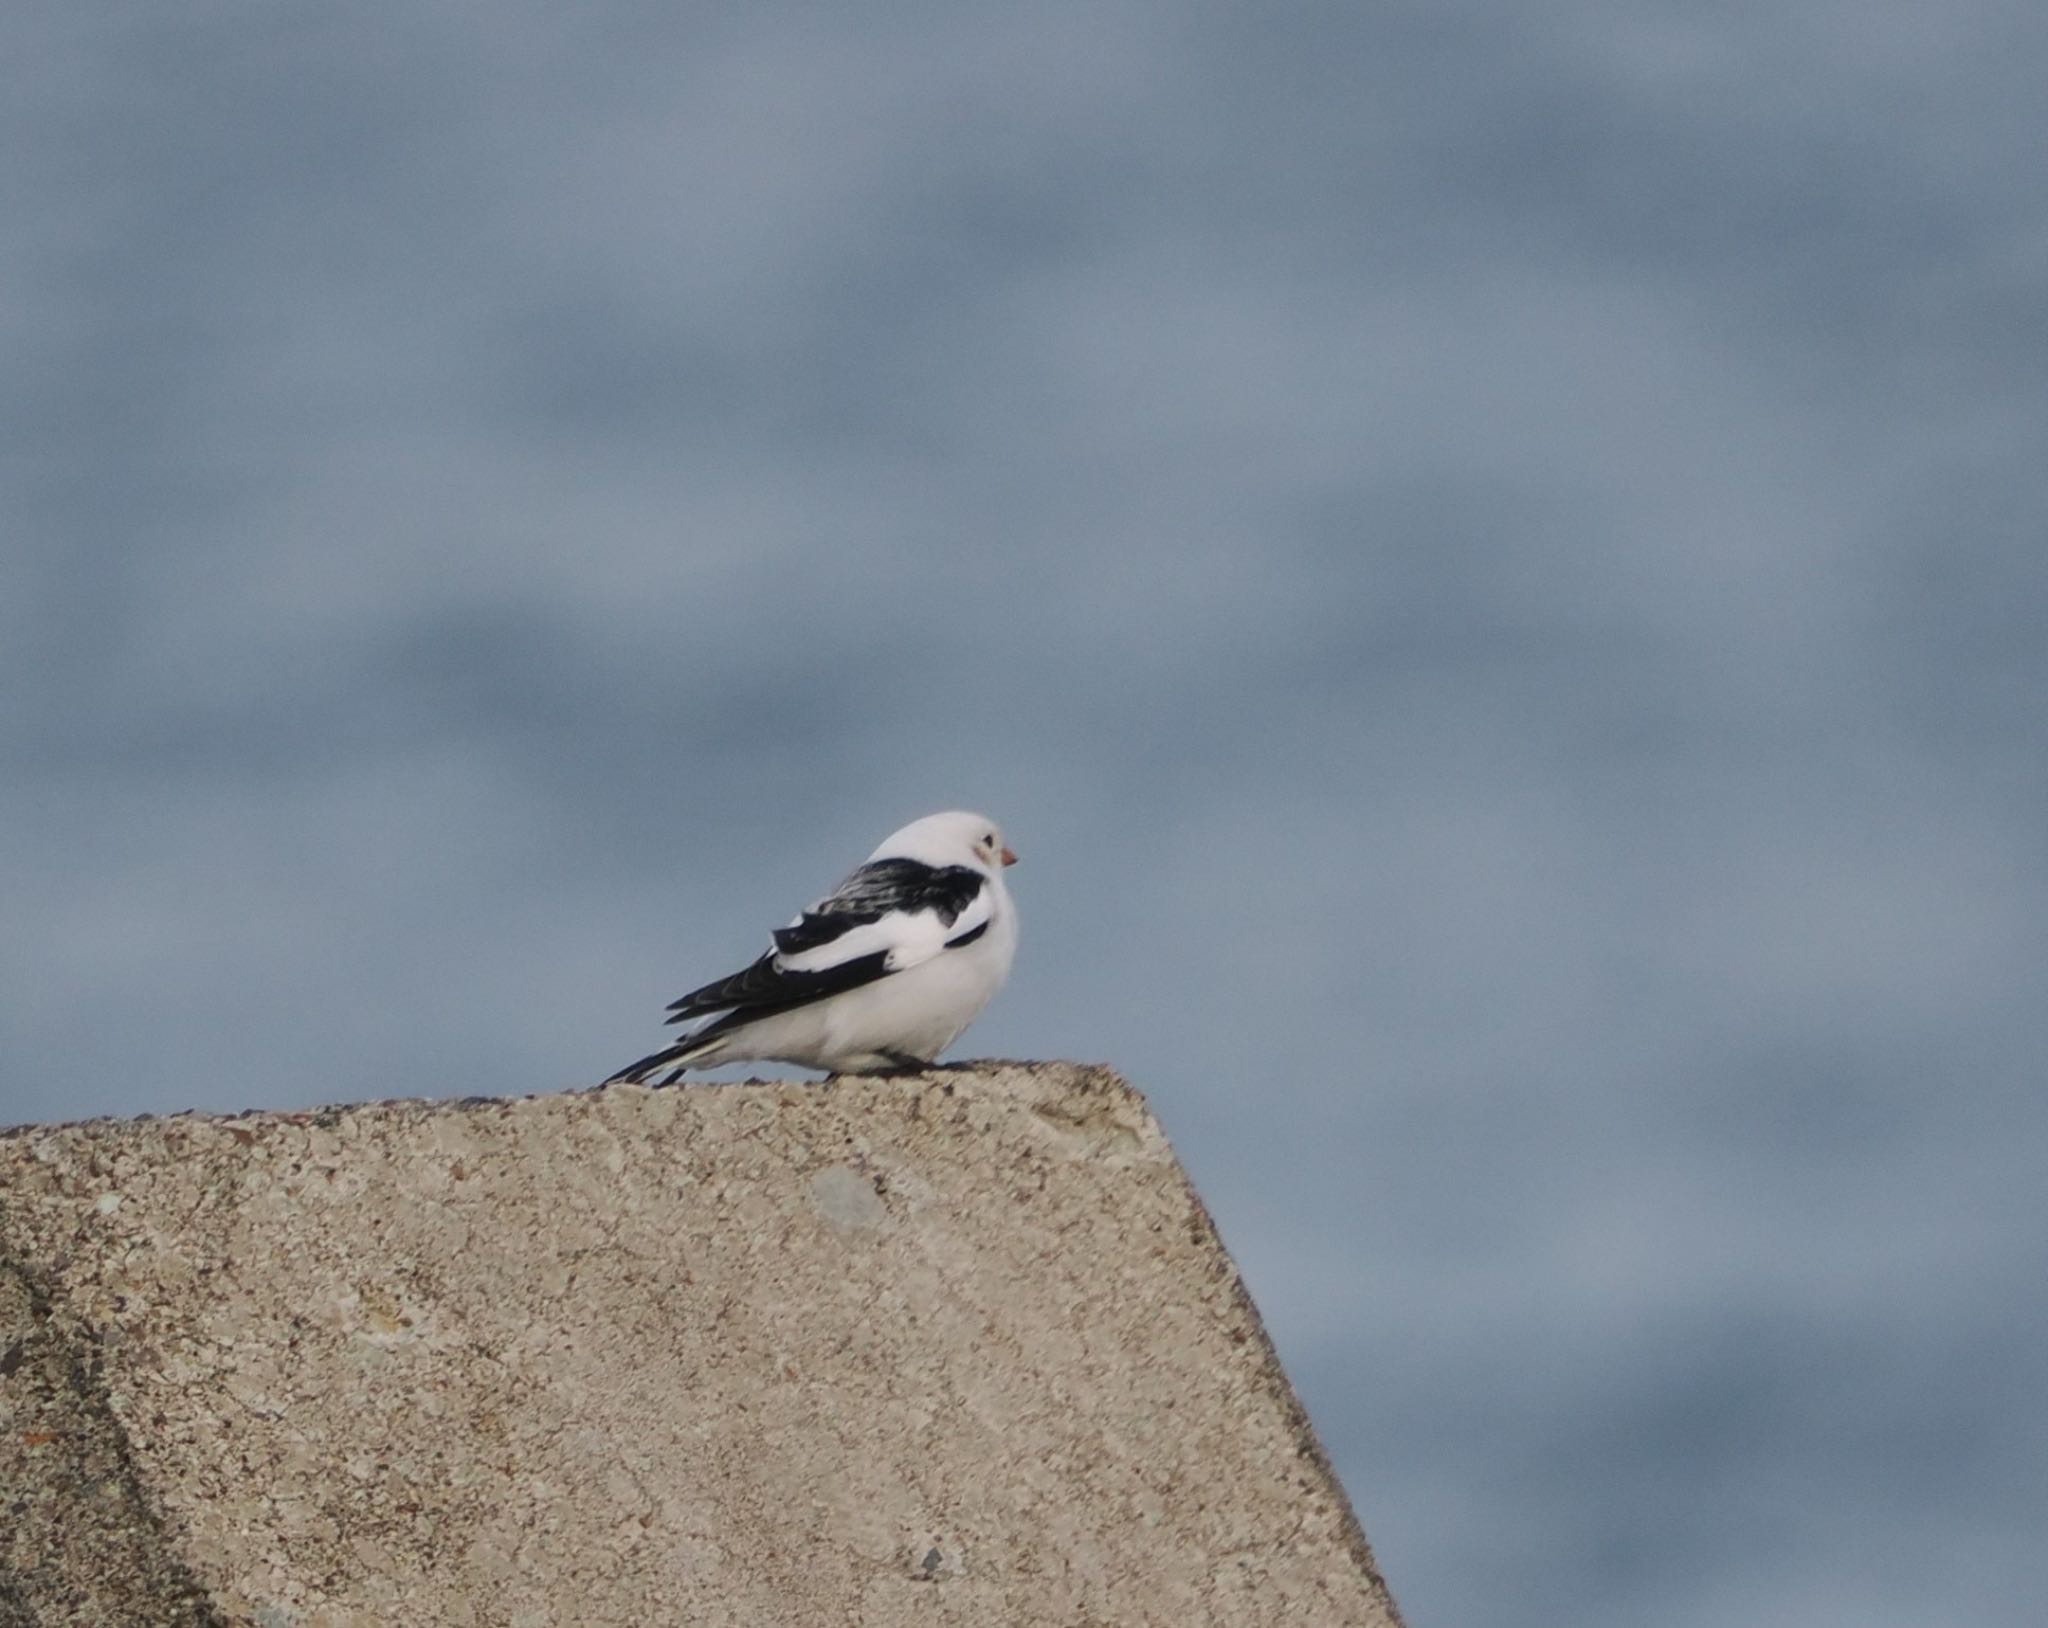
1;1063;1401;1626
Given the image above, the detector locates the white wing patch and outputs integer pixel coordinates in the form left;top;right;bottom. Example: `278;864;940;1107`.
773;879;993;977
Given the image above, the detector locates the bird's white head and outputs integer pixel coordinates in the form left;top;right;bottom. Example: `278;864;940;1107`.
872;810;1018;874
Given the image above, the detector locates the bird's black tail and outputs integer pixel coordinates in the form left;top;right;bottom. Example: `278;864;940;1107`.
605;1039;703;1087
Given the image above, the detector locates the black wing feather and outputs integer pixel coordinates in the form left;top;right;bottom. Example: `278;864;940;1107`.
670;949;895;1041
660;947;894;1024
769;859;985;957
653;858;986;1030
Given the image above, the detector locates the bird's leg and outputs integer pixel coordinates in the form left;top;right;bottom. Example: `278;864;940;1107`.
878;1051;931;1075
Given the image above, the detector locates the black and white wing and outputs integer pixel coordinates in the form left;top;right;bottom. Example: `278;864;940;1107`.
661;858;994;1032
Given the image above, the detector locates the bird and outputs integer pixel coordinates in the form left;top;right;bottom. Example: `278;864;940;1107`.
606;810;1019;1085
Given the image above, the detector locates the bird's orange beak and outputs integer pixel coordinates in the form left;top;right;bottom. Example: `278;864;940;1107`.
1000;847;1018;867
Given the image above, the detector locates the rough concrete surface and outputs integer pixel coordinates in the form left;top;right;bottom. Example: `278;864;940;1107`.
1;1063;1401;1627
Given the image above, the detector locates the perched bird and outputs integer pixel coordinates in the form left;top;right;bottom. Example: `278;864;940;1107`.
607;810;1019;1085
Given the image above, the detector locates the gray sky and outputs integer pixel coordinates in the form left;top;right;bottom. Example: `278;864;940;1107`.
6;4;2046;1623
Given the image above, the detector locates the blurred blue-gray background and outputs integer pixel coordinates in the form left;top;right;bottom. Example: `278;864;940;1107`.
6;5;2045;1623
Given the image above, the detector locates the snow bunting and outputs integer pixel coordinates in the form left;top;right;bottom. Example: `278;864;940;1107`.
607;811;1019;1084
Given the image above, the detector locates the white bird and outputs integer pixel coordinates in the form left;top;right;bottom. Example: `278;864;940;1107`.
607;810;1019;1085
